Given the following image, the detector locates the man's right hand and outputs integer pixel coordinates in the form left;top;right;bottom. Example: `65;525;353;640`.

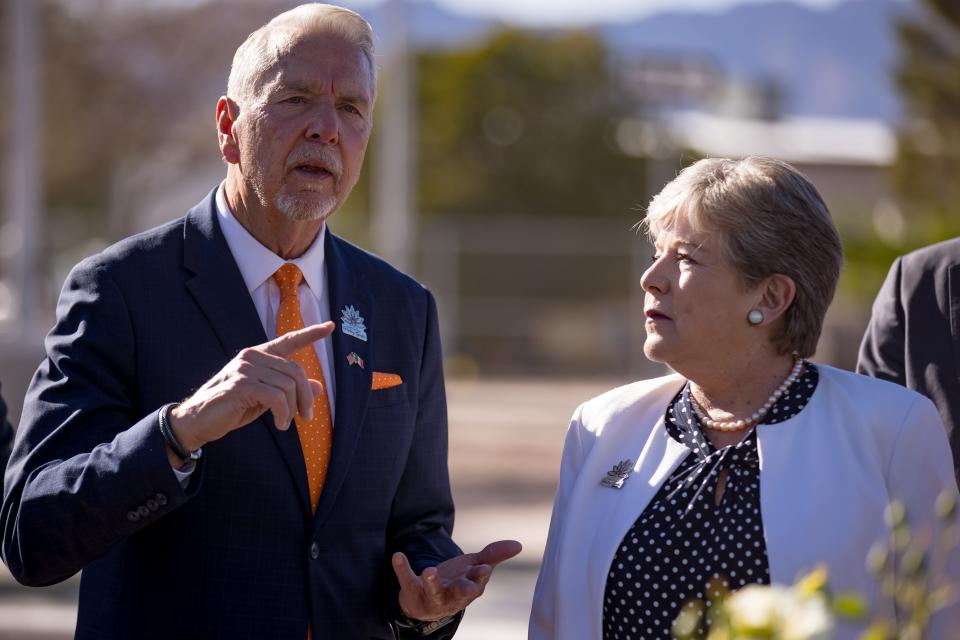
167;322;334;457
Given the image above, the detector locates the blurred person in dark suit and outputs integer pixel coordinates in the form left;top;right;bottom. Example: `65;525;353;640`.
858;237;960;483
0;5;518;639
0;383;12;495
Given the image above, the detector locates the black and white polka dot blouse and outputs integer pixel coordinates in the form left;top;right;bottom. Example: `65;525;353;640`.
602;363;819;640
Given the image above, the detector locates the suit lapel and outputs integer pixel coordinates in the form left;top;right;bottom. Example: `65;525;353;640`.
553;376;688;636
584;416;688;609
182;192;311;516
314;232;373;530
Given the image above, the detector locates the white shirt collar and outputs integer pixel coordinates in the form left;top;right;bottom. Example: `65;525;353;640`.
215;183;327;296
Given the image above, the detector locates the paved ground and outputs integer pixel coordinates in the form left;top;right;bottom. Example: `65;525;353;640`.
0;377;619;639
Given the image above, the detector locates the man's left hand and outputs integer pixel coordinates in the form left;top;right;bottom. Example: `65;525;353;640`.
393;540;522;621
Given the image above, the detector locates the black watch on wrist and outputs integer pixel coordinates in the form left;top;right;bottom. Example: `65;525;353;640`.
159;402;202;462
394;613;456;636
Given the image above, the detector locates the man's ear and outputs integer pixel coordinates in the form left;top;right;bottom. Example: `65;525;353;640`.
754;273;796;324
216;97;240;164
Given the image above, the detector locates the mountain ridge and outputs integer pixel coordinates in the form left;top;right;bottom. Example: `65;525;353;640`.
380;0;911;120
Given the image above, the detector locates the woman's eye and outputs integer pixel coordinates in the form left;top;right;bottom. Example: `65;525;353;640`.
284;96;305;104
651;254;661;262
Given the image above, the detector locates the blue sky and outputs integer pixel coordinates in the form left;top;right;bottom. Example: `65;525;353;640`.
355;0;853;26
96;0;856;26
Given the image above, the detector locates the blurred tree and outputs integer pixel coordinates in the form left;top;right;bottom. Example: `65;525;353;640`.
416;29;647;217
1;1;133;297
1;2;197;265
891;0;960;236
838;0;960;305
1;1;322;282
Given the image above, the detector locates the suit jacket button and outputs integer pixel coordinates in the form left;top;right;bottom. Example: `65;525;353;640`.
146;499;159;511
310;543;319;560
155;493;168;506
137;505;150;518
127;510;141;522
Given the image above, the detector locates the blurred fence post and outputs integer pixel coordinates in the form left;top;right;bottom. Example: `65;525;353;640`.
3;0;42;341
372;0;417;275
420;221;461;363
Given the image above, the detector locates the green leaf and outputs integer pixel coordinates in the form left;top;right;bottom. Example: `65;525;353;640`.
796;566;829;596
935;490;958;521
832;593;869;620
884;501;906;528
927;585;955;611
671;602;703;639
901;545;928;577
858;621;892;640
866;544;890;576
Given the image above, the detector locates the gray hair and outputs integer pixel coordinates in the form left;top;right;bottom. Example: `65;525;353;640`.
642;156;843;358
227;3;376;106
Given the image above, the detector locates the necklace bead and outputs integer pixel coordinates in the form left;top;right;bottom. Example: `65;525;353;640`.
690;359;805;432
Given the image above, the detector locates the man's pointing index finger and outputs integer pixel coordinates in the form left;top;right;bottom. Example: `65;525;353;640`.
265;322;336;356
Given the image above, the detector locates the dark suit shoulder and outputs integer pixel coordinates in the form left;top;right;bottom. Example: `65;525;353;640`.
900;237;960;273
890;237;960;311
68;217;185;287
327;232;428;298
0;381;12;455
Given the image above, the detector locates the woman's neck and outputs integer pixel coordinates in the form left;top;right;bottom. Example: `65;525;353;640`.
684;351;797;424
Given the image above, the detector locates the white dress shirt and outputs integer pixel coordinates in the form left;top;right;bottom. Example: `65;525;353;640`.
171;185;337;483
214;183;336;416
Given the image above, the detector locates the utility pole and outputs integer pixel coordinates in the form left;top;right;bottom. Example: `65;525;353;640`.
4;0;42;340
371;0;416;274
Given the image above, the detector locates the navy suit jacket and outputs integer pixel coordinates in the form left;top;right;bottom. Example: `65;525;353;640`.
0;384;12;496
1;191;462;639
858;236;960;484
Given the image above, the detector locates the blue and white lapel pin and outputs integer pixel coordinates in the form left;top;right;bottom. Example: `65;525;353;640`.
340;305;368;342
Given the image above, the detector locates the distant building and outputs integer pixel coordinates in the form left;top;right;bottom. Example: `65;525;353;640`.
617;50;899;234
657;110;898;229
619;55;724;113
612;102;901;368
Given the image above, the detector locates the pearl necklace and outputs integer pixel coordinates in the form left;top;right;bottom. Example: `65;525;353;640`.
689;359;805;432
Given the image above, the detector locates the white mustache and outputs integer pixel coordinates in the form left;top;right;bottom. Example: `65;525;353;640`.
286;149;342;177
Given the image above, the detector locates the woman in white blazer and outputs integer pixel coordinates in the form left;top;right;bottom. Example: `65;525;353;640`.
529;157;960;640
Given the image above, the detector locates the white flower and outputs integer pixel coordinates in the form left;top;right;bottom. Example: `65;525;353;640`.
725;584;789;632
780;592;834;640
725;584;834;640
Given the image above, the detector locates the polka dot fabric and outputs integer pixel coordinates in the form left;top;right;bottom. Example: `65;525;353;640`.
274;263;332;513
602;363;819;639
371;372;402;390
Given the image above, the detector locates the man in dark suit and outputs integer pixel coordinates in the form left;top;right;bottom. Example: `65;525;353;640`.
0;5;518;638
858;236;960;482
0;383;12;495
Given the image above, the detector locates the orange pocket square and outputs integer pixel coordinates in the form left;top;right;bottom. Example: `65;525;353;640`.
371;372;403;390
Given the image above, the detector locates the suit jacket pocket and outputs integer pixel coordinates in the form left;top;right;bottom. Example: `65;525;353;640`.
366;384;409;408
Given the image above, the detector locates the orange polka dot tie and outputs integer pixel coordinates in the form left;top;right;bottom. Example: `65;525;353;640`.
273;264;332;513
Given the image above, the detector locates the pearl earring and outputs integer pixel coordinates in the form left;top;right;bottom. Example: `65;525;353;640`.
747;309;764;325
